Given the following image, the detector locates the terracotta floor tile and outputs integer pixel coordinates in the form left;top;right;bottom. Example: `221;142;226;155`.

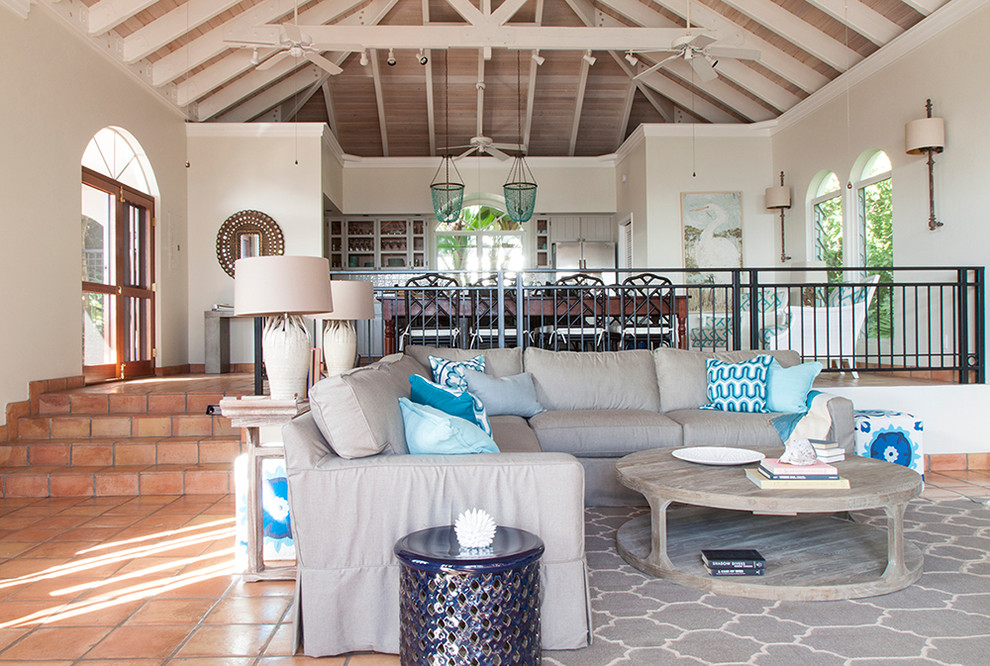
40;599;144;627
0;625;112;660
81;514;141;529
39;394;72;414
90;418;132;439
257;658;347;665
173;416;213;438
164;659;255;666
0;627;30;652
87;624;191;659
2;576;89;602
184;470;230;495
1;526;62;541
54;527;122;542
50;474;96;498
133;417;173;438
32;515;90;530
72;444;115;467
51;417;93;439
0;661;73;666
95;472;141;497
23;541;94;558
29;444;71;466
0;600;65;626
0;542;35;558
4;475;51;498
125;597;218;625
0;515;44;530
174;623;277;657
204;596;290;625
157;442;200;465
139;471;184;495
147;394;187;414
108;394;148;414
226;580;296;598
261;622;296;656
113;557;190;577
0;557;69;578
59;505;112;516
347;654;401;665
70;395;109;414
79;660;160;666
151;575;234;599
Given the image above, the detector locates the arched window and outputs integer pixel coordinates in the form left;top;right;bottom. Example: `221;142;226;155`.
853;150;893;337
434;203;525;281
809;172;843;280
81;128;157;383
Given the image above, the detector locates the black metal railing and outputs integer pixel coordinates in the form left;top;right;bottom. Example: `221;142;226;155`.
333;266;984;383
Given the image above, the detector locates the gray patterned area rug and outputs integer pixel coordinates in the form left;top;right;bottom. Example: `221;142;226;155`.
545;499;990;665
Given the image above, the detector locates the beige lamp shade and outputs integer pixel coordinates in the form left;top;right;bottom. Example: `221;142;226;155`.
905;117;945;154
765;185;791;209
234;255;332;316
321;280;375;320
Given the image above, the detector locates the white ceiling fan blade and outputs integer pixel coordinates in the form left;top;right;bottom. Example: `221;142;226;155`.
257;49;291;71
487;145;511;161
687;33;717;49
491;142;524;151
226;37;279;47
304;51;343;75
283;22;302;44
706;46;761;61
455;147;478;160
633;53;681;81
689;55;719;83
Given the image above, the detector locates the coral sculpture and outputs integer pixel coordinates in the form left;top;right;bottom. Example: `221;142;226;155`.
455;508;497;550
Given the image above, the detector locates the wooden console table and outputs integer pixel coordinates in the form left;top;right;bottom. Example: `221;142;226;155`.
219;396;307;581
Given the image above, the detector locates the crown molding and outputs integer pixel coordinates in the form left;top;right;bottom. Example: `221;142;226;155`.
322;128;346;168
1;0;32;19
773;0;984;132
342;155;614;169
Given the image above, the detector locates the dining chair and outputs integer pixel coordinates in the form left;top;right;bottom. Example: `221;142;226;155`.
617;273;675;349
399;273;463;350
467;274;519;349
542;273;610;351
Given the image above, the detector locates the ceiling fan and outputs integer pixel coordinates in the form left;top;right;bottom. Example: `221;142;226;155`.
442;136;524;162
631;3;758;83
226;3;342;76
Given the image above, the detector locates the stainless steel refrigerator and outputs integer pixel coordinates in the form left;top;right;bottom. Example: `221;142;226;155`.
552;241;616;272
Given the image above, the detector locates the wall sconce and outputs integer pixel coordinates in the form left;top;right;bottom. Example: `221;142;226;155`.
765;171;791;263
905;98;945;231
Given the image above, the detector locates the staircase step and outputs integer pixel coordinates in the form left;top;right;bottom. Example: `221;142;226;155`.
0;437;244;468
38;391;226;416
15;413;238;440
0;463;234;498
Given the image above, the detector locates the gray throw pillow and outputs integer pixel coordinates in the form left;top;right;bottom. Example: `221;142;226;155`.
462;369;545;418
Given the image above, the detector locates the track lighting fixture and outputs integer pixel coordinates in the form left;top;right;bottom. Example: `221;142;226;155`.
417;49;428;65
250;48;260;65
359;50;368;66
624;51;638;66
531;52;545;66
582;50;596;66
386;48;396;66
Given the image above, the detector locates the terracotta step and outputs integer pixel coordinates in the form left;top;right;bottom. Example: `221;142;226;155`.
0;436;244;468
15;413;238;440
37;391;225;416
0;463;234;498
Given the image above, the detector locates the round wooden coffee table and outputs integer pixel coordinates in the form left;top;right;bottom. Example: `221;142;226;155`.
614;447;923;600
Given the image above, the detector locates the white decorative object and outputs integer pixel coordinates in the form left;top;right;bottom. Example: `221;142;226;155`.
262;314;312;400
672;446;765;466
455;508;497;550
320;281;375;376
779;439;819;465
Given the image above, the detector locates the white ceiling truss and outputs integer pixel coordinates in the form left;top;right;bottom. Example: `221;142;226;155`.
24;0;960;157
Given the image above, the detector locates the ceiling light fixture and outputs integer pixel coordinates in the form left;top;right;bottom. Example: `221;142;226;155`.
430;51;465;223
624;51;638;66
386;48;397;66
504;51;537;223
582;50;596;66
531;52;545;66
359;50;368;66
417;49;428;65
250;48;260;65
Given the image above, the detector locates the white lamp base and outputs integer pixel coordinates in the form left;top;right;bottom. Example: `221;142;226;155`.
323;320;358;376
263;314;311;400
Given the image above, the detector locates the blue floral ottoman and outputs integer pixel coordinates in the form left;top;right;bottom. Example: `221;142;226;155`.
234;454;296;570
853;409;925;479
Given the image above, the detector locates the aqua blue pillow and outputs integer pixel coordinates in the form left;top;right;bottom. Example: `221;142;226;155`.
409;375;492;435
767;360;823;413
398;398;499;455
428;355;485;391
700;355;773;413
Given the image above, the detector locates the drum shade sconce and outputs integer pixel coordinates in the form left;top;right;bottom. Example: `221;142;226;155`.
765;171;791;263
905;99;945;231
234;256;332;400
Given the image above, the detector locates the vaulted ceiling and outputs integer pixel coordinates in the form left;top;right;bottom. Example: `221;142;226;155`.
41;0;949;157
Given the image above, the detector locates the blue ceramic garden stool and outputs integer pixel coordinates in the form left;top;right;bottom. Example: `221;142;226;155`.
394;526;544;666
853;409;925;479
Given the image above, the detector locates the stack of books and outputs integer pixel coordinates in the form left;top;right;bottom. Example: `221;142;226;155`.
702;549;766;576
746;457;851;489
810;439;845;463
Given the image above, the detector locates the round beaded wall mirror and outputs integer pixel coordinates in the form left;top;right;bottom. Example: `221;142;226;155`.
216;210;285;277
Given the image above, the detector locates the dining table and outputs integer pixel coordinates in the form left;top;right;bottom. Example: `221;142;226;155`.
378;290;689;355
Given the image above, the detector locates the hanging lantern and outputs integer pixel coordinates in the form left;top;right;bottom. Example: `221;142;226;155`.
430;155;464;223
503;155;537;222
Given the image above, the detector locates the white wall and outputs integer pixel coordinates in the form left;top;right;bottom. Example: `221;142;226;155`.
614;136;648;266
0;5;188;424
186;124;326;364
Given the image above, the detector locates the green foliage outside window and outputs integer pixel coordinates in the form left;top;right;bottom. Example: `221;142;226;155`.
861;178;893;338
436;205;523;281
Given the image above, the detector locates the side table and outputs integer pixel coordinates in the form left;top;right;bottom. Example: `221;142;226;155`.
220;396;307;581
394;526;544;665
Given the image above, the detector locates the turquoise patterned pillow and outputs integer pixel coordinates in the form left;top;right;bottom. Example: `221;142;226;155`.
409;375;492;436
700;355;773;413
428;355;485;391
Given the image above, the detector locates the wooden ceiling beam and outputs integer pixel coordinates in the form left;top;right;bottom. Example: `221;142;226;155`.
282;73;332;122
444;0;485;24
635;70;734;123
424;0;436;156
491;0;532;25
476;52;486;137
122;0;243;64
215;64;323;122
715;0;860;71
322;80;338;136
87;0;157;36
370;49;390;156
618;0;828;93
194;0;399;118
898;0;944;15
608;52;674;123
568;55;592;156
664;60;773;122
615;76;637;149
803;0;903;45
153;0;368;87
522;0;545;151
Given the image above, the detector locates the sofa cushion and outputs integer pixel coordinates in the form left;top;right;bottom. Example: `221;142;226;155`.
654;348;803;412
524;348;661;412
309;354;429;458
488;415;543;453
767;360;823;413
666;409;785;448
462;369;545;418
408;374;492;435
529;409;682;457
398;399;499;455
700;355;773;413
428;354;485;390
405;345;524;378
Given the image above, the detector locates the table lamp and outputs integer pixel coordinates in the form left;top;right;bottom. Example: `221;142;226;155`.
234;256;332;400
321;280;375;376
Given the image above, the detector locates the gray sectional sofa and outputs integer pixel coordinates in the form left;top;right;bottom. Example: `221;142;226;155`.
281;345;854;656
